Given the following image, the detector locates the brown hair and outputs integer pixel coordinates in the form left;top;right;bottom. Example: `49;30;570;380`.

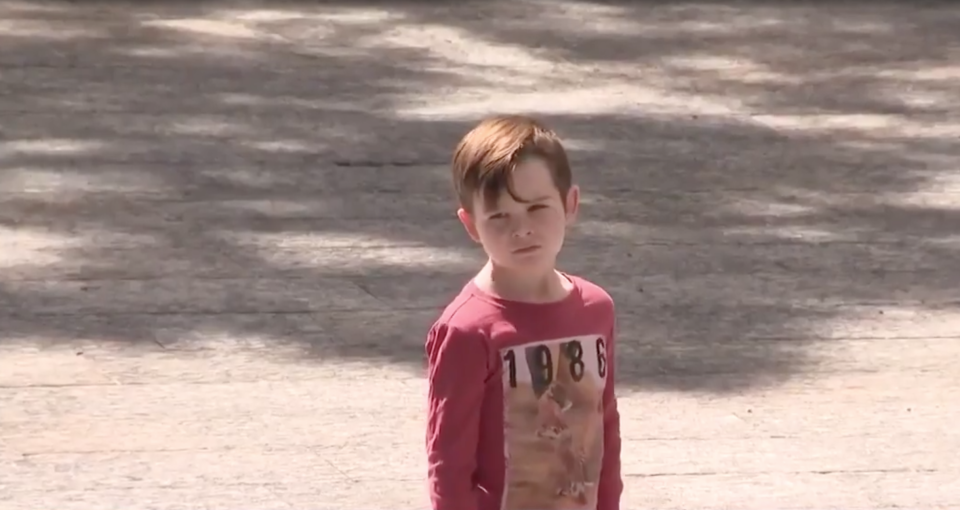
451;114;572;211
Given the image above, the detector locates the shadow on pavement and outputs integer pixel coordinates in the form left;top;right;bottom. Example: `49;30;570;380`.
1;0;959;392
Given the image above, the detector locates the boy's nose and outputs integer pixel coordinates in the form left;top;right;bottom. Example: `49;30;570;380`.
512;224;533;238
509;215;533;237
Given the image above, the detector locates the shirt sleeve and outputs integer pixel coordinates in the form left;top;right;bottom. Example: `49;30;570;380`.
597;319;623;510
425;322;489;510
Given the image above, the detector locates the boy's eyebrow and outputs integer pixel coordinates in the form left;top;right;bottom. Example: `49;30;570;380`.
522;194;554;203
487;195;552;214
484;194;554;213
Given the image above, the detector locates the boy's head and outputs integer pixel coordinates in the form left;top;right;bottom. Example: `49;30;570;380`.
451;114;580;271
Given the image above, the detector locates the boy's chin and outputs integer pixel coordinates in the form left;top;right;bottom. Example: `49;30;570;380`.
495;253;556;271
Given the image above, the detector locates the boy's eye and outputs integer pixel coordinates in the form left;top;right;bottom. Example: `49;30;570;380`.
529;204;547;211
489;213;507;220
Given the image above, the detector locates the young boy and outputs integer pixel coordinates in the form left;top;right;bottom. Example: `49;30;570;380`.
425;115;622;510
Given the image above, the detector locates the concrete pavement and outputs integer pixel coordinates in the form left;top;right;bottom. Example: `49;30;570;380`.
2;1;960;508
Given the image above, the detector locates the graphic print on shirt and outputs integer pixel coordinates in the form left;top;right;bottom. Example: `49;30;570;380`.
499;335;608;510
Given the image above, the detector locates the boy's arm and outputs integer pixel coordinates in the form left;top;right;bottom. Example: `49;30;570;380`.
425;322;488;510
597;321;623;510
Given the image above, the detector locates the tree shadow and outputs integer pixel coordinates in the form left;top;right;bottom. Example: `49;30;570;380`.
1;0;958;393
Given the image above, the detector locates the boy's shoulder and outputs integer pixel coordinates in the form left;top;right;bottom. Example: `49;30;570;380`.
429;273;614;335
431;281;503;335
566;273;616;312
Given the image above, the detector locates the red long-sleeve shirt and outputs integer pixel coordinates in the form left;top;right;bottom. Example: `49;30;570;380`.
425;274;622;510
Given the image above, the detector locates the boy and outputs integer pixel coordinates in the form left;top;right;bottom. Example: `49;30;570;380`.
425;115;623;510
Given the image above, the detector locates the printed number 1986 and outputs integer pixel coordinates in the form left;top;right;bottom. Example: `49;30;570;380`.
503;338;607;389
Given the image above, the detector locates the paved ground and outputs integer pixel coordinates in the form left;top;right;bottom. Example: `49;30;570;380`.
2;1;960;508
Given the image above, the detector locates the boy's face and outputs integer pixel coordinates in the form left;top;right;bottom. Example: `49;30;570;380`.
458;157;579;272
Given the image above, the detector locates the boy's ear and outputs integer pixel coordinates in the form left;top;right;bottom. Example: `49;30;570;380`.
564;184;581;226
457;208;482;243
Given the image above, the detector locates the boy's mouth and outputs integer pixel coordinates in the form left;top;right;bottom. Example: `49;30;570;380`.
513;245;541;254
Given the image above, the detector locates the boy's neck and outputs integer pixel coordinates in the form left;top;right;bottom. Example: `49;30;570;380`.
474;260;573;304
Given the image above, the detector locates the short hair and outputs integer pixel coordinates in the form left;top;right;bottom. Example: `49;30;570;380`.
451;114;572;211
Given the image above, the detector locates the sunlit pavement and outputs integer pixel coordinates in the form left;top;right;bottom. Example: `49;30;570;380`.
2;1;959;508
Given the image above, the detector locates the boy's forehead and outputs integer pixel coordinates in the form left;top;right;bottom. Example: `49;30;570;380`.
474;183;560;212
510;159;558;191
466;157;562;212
515;156;553;178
